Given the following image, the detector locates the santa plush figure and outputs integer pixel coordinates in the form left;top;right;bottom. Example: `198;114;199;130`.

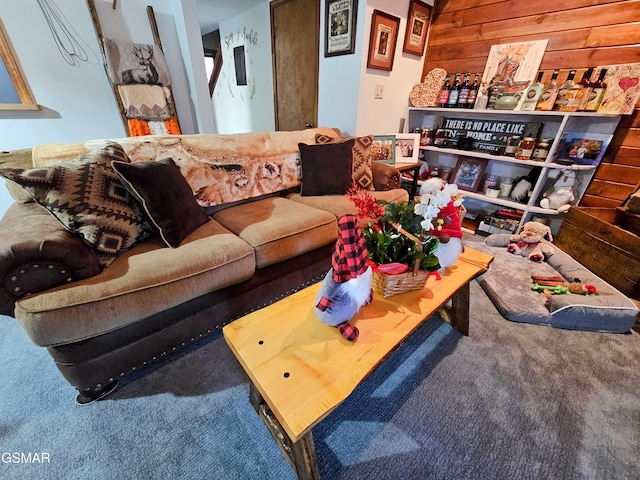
420;178;464;271
315;214;373;342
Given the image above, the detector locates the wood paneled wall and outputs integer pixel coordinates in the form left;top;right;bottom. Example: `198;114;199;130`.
422;0;640;207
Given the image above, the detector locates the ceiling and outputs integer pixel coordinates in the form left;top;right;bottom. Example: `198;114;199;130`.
196;0;266;34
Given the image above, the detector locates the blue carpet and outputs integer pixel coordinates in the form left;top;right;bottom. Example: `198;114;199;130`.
2;281;640;480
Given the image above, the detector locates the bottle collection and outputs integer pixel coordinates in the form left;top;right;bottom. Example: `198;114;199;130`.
435;68;608;112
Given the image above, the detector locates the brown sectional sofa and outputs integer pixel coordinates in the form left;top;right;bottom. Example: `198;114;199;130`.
0;128;408;403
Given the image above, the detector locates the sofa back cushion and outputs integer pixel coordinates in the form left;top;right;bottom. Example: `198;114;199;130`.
30;128;342;208
0;142;154;268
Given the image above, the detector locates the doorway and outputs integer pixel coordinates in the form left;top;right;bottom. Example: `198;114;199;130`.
270;0;320;131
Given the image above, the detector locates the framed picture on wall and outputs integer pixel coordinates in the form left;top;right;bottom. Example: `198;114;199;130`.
325;0;358;57
402;0;431;56
371;135;396;164
366;10;400;71
450;156;486;192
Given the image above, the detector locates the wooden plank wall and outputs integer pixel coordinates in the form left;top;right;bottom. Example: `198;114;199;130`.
422;0;640;207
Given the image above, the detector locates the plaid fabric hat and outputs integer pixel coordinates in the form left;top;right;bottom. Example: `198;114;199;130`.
332;214;369;283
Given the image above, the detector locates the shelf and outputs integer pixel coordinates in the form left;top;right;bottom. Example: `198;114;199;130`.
407;106;622;235
461;191;560;215
420;145;597;170
408;106;622;119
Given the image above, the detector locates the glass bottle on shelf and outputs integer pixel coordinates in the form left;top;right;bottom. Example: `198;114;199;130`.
561;67;593;112
520;71;545;111
438;74;451;107
584;68;608;112
466;73;479;108
447;73;461;107
554;69;577;110
576;67;595;111
457;73;471;107
536;69;559;111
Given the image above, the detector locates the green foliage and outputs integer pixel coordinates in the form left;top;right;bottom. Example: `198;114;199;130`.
364;199;441;272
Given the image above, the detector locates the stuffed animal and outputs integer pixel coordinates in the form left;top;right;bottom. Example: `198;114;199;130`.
419;177;464;271
507;221;554;262
510;167;542;203
314;214;373;342
540;188;575;212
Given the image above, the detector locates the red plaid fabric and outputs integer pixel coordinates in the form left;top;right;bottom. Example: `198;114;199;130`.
316;296;334;312
338;322;359;342
332;215;369;283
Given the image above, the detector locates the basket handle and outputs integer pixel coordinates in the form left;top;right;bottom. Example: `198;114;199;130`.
390;222;422;274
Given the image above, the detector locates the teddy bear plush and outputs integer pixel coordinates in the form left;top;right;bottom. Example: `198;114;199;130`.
506;221;554;262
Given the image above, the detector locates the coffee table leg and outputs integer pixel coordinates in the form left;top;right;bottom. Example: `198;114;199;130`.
449;280;470;336
249;382;321;480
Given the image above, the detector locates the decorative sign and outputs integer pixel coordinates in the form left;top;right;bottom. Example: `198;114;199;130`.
438;117;542;153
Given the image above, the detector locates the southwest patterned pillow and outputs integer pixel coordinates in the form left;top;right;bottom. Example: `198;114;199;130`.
0;142;154;268
315;134;374;190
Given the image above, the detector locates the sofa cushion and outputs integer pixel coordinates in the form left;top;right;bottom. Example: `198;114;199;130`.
0;142;154;268
299;140;354;196
0;148;35;203
213;197;337;269
287;189;409;226
14;219;256;346
112;158;210;248
315;134;375;190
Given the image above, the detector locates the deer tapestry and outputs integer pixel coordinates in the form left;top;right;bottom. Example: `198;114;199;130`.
103;38;171;86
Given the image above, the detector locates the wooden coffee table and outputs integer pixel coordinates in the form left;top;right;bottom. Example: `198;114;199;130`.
223;247;493;479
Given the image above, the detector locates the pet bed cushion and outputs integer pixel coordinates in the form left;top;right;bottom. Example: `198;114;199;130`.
470;234;638;333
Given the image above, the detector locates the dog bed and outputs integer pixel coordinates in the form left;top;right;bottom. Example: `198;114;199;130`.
468;234;638;333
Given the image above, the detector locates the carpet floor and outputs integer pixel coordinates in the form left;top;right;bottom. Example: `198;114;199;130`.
1;262;639;479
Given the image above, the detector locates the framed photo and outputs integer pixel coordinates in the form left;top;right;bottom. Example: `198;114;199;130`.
450;157;487;192
403;0;431;56
366;10;400;71
325;0;358;57
393;133;420;164
555;132;612;166
371;135;396;164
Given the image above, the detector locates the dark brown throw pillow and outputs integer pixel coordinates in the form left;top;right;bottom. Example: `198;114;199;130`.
112;158;210;248
0;142;154;268
315;134;375;190
299;140;355;196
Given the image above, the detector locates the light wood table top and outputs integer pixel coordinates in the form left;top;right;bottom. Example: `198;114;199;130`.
223;247;493;443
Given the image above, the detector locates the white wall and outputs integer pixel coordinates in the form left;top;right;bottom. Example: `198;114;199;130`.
355;0;432;136
0;0;209;217
212;2;275;134
317;0;368;136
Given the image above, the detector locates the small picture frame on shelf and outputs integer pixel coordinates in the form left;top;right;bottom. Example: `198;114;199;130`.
371;135;396;164
555;132;612;166
393;133;420;164
450;156;486;192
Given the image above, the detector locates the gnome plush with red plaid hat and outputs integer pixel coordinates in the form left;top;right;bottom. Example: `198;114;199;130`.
315;214;373;342
419;177;464;271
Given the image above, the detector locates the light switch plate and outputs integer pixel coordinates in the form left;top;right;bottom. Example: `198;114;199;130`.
375;84;384;99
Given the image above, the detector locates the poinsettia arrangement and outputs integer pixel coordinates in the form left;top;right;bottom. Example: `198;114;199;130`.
346;182;464;273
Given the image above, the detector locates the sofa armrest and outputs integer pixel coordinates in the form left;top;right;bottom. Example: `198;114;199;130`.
0;202;101;316
371;161;401;191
